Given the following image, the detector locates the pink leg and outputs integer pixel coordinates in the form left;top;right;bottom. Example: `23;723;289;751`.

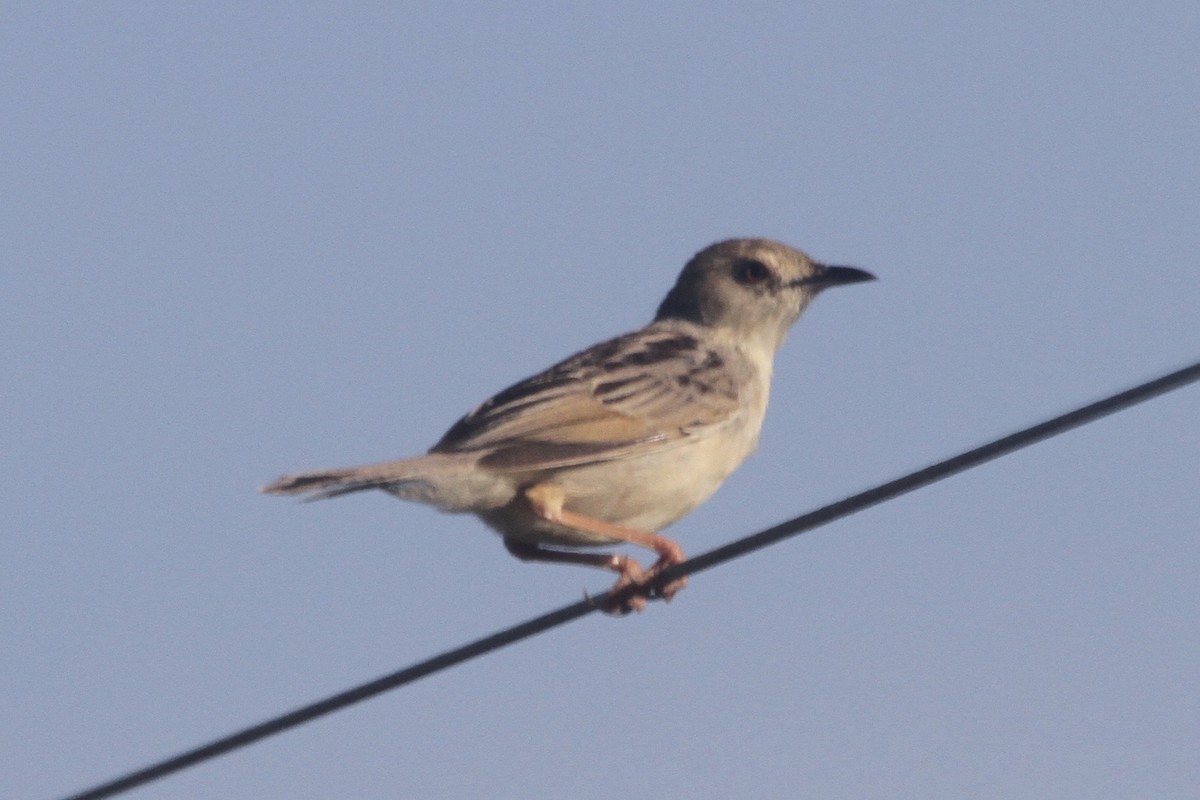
520;484;689;613
504;538;650;614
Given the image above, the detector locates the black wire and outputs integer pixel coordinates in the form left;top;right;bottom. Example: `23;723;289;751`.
61;600;597;800
655;359;1200;585
59;359;1200;800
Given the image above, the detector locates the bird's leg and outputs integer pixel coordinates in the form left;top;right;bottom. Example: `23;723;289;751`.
503;537;649;614
520;484;688;613
502;536;646;578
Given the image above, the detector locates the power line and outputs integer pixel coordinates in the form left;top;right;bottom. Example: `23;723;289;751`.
59;358;1200;800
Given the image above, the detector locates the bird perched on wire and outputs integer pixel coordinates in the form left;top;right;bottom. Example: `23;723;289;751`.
262;238;874;613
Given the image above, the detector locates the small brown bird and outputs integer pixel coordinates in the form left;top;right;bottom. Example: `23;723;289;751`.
262;239;874;612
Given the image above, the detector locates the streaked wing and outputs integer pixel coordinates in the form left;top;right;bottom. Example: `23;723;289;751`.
429;325;740;472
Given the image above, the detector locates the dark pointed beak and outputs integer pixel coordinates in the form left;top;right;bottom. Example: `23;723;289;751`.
821;264;876;285
791;263;876;289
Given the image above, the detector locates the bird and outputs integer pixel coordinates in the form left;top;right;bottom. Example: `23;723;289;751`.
262;239;874;613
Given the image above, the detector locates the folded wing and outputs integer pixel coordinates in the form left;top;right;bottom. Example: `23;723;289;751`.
430;326;741;472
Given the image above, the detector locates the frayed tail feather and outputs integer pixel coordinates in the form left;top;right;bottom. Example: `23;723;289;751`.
259;455;457;503
259;468;379;501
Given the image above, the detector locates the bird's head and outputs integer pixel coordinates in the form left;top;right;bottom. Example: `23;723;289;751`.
655;238;875;352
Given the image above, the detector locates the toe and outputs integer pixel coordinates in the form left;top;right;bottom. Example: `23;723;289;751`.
653;575;688;602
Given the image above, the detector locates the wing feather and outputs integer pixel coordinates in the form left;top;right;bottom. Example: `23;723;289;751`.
429;324;741;472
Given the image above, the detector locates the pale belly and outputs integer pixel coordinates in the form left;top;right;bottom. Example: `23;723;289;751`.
478;423;761;547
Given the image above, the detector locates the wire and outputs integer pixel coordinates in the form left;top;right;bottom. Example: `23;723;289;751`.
59;358;1200;800
655;358;1200;585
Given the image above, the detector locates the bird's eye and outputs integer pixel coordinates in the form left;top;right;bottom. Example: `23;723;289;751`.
732;258;771;285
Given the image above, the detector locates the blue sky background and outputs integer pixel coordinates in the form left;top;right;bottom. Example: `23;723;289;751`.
5;4;1199;798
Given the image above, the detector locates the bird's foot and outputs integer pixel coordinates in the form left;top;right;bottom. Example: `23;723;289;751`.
589;552;688;615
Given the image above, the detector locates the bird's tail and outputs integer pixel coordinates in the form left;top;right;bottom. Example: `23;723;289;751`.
259;454;460;502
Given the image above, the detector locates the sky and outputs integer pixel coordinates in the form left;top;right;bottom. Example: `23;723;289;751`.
4;3;1199;799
